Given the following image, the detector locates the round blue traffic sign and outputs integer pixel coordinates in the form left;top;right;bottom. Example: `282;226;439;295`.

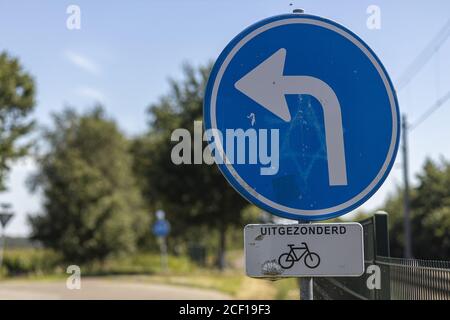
204;14;400;221
153;219;170;237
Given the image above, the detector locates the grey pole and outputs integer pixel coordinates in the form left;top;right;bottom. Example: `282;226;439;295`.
401;114;413;258
299;276;313;300
298;219;313;300
159;237;169;272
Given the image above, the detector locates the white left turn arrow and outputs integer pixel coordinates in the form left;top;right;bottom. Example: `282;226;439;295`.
234;48;348;186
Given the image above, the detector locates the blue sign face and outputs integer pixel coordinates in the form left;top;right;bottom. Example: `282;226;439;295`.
153;220;170;237
203;14;400;221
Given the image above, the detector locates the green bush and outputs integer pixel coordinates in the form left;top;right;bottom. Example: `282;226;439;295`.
83;252;195;276
0;248;195;278
1;249;62;276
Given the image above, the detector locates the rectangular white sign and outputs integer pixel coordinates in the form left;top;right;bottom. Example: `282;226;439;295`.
244;223;364;277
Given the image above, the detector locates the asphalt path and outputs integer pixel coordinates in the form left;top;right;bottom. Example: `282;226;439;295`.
0;278;231;300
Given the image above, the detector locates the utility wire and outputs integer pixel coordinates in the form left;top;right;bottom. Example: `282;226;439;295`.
396;19;450;92
410;89;450;131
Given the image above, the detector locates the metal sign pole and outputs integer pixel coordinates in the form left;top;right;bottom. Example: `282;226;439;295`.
153;210;170;273
298;219;313;300
401;115;413;258
159;237;168;273
299;277;313;300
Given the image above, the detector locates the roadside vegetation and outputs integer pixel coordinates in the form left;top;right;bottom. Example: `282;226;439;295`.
0;248;298;299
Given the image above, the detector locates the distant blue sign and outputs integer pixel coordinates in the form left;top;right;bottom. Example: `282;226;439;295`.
203;14;400;221
153;220;170;237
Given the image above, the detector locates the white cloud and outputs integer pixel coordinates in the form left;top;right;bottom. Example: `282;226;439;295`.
76;87;107;103
65;50;101;76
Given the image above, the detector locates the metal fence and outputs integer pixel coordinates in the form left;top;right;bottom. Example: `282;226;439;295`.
313;212;450;300
377;256;450;300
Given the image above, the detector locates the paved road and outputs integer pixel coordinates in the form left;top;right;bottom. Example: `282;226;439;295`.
0;278;231;300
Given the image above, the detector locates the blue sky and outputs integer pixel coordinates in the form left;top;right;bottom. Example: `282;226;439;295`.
1;0;450;235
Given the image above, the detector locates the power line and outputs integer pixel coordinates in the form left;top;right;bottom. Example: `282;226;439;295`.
396;19;450;91
410;89;450;131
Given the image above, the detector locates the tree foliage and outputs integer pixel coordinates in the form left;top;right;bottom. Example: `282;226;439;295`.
383;158;450;259
29;108;149;263
131;64;249;268
0;52;35;191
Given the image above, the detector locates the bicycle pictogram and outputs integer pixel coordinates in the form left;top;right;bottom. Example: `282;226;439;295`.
278;243;321;269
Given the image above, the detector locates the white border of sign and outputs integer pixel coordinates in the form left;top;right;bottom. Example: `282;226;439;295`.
208;17;398;217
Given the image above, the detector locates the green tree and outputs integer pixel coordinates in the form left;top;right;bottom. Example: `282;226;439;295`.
383;158;450;259
132;64;248;269
0;52;35;191
29;107;149;263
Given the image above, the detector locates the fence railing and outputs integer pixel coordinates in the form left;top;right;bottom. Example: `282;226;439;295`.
377;256;450;300
313;212;450;300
